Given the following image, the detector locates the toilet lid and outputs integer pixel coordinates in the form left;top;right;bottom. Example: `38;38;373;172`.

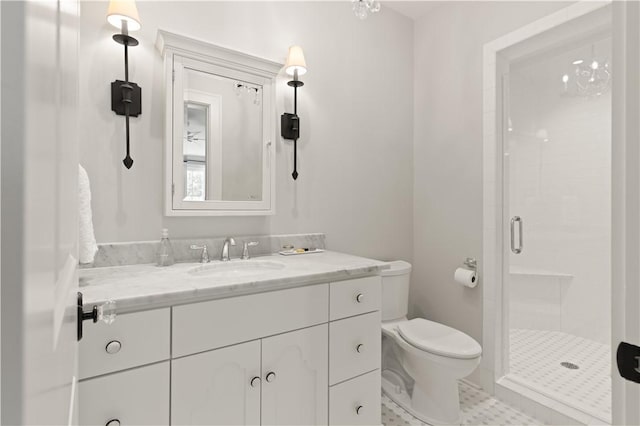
397;318;482;359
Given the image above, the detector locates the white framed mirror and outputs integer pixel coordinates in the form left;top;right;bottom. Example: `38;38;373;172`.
157;30;281;216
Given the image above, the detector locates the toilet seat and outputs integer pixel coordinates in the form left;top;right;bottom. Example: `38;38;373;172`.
397;318;481;359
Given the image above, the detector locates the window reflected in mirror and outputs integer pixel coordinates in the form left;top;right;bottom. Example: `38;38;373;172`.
183;102;208;201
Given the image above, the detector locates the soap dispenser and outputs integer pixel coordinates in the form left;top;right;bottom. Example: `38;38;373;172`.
156;228;175;267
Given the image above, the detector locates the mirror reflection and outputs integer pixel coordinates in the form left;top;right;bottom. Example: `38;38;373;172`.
181;67;263;202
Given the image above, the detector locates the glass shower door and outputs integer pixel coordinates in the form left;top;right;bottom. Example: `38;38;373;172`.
503;34;612;423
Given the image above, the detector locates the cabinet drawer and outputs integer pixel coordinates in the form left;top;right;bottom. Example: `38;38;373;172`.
329;311;381;385
79;361;170;426
173;284;329;357
79;308;170;379
329;369;381;425
330;276;381;320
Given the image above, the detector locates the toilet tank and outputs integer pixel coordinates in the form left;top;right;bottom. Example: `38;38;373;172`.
381;261;412;321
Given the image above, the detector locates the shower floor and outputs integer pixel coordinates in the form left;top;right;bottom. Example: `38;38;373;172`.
509;328;611;423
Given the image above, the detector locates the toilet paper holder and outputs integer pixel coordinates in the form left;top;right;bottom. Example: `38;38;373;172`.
463;257;477;270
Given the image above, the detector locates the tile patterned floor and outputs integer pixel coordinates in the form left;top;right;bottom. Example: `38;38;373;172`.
509;328;611;423
382;381;541;426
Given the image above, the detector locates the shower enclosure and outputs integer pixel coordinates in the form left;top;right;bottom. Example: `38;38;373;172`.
482;3;616;424
505;31;612;423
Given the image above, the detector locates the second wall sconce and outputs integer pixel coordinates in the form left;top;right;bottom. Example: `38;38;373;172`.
281;45;307;180
107;0;142;169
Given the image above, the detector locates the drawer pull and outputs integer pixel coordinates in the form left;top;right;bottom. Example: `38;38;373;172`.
265;371;276;383
105;340;122;354
355;293;364;303
105;419;120;426
250;376;261;388
356;405;364;415
356;343;364;353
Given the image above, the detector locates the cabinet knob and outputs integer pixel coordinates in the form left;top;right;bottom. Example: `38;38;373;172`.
356;344;364;353
105;340;122;354
265;371;276;383
355;293;364;303
356;405;364;415
105;419;120;426
250;376;261;388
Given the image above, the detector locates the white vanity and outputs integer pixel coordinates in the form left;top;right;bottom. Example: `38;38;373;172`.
78;251;384;425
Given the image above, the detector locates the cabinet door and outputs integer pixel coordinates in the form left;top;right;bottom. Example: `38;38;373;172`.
171;340;261;425
261;324;329;425
78;362;169;426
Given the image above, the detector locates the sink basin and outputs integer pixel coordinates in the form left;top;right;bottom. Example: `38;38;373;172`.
188;260;286;279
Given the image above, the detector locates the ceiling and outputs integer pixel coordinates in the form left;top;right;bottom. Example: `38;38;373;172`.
383;1;446;20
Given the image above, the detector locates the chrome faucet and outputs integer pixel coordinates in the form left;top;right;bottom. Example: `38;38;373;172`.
221;237;236;261
242;241;259;260
190;245;210;263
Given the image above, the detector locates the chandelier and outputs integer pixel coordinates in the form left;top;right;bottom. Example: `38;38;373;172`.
561;45;610;97
352;0;381;20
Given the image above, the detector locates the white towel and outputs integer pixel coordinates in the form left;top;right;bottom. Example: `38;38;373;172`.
78;165;98;264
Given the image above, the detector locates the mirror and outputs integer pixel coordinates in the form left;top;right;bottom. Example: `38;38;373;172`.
157;31;281;216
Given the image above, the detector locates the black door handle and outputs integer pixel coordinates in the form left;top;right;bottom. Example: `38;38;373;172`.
77;292;98;341
616;341;640;383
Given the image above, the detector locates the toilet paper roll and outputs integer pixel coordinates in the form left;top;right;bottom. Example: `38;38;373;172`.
454;267;478;288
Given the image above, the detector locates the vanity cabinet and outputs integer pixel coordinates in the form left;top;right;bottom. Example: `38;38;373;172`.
79;275;381;426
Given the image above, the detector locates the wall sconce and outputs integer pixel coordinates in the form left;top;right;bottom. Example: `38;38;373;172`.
107;0;142;169
281;45;307;180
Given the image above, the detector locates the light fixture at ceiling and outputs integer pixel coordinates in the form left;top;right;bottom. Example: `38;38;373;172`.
562;44;610;98
234;82;262;106
352;0;381;20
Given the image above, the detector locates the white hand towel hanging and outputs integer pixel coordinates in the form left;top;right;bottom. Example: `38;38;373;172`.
78;164;98;264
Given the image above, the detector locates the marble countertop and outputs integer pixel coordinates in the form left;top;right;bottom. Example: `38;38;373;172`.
80;251;387;313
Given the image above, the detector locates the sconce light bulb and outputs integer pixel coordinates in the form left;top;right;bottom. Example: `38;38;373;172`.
591;60;599;70
562;74;569;83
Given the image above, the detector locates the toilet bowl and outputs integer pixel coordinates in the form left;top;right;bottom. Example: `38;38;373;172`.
381;261;482;425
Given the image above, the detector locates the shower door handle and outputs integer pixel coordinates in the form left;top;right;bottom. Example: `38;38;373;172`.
510;216;523;254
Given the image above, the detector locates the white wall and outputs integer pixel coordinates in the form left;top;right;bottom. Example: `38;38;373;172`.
79;1;414;262
411;2;572;348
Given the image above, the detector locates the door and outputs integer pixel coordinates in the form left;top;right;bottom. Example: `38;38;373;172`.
502;18;613;421
1;1;80;424
171;340;261;425
612;2;640;425
261;324;329;425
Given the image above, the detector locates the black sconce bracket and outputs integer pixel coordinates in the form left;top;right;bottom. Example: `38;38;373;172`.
281;113;299;140
111;80;141;117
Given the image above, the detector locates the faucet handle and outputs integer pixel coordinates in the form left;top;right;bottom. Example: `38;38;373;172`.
242;241;259;260
190;244;210;263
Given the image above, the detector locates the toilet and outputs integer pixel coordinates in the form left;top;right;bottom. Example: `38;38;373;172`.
381;261;482;425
